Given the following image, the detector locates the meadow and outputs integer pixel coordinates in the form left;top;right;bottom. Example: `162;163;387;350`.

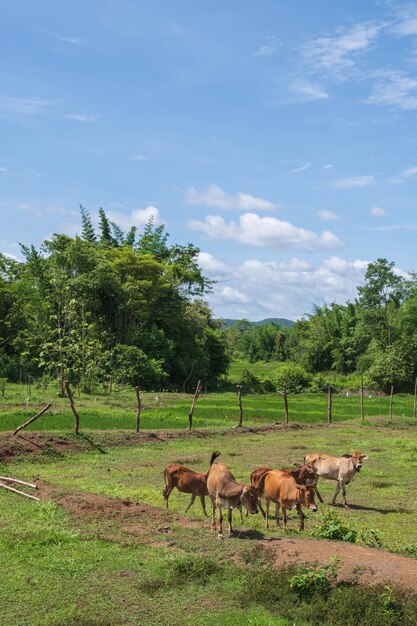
1;421;417;625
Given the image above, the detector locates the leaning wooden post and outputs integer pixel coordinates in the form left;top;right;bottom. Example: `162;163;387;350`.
64;381;80;435
327;386;333;425
135;385;141;433
389;385;394;422
188;379;202;431
413;377;417;419
12;403;52;436
235;384;243;427
360;375;364;424
278;389;289;426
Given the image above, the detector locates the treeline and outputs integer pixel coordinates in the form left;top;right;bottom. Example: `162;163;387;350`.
0;208;229;392
223;259;417;393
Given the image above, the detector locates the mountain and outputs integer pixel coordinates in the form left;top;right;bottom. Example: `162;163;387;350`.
219;317;295;329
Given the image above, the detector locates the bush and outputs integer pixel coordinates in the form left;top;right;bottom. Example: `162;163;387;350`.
289;558;340;598
311;510;357;543
273;364;311;393
240;369;264;393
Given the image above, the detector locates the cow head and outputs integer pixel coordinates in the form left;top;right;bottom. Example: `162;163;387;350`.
240;485;259;515
297;464;317;485
296;485;318;512
343;451;369;472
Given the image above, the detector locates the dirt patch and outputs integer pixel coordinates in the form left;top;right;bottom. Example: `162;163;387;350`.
0;422;316;464
37;482;417;592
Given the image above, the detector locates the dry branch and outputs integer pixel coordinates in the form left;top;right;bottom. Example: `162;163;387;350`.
0;476;37;489
12;403;52;436
65;381;80;434
188;379;202;431
0;481;40;501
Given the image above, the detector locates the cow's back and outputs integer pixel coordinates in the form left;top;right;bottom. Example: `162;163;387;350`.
207;463;236;497
263;470;298;502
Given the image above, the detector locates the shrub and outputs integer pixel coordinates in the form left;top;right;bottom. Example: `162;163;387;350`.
273;364;311;393
311;510;357;543
168;554;220;585
289;558;341;598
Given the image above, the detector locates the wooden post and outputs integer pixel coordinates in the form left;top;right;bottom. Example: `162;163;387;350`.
109;374;113;395
188;380;202;431
389;385;394;422
64;381;80;435
413;377;417;419
278;390;289;426
360;375;364;424
235;385;243;427
12;403;52;436
135;385;141;433
327;386;332;425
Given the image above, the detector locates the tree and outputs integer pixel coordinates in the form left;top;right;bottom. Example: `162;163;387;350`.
80;205;97;243
98;208;114;246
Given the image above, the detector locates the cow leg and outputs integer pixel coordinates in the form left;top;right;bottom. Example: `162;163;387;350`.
265;498;271;529
200;495;208;516
258;498;267;519
275;502;280;527
314;479;324;504
238;505;244;524
227;508;233;537
331;481;342;505
282;504;288;527
210;496;216;531
216;501;224;540
185;493;196;513
297;503;305;531
162;484;173;509
342;484;349;508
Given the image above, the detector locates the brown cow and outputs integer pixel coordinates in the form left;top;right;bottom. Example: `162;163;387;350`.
304;451;368;508
250;464;316;518
207;452;258;539
162;453;218;515
258;470;318;530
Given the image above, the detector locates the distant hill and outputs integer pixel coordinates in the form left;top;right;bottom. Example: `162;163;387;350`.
219;317;295;329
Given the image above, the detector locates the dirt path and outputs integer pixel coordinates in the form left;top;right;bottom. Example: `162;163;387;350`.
37;483;417;593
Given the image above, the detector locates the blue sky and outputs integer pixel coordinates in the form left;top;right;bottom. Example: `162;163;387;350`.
2;1;417;320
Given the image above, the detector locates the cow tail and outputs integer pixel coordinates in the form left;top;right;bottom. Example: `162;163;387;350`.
163;468;168;486
257;471;270;493
208;451;220;471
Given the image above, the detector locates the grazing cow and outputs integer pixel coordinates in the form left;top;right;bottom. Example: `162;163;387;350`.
304;451;369;508
162;456;213;515
258;470;318;530
250;464;316;518
207;452;258;539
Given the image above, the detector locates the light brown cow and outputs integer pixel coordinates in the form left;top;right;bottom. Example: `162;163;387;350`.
207;452;259;539
304;451;368;508
162;454;217;515
250;464;316;518
258;470;318;530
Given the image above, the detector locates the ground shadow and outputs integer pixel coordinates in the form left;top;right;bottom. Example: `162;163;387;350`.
334;502;411;514
231;529;266;540
78;432;107;454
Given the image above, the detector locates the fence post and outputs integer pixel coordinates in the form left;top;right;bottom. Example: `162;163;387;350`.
188;379;202;431
360;375;364;424
327;386;332;425
135;385;141;433
278;390;289;426
64;381;80;435
389;385;394;421
413;377;417;419
235;384;243;427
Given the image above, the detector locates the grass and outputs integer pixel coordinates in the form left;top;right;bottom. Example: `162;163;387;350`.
1;421;417;624
1;381;416;431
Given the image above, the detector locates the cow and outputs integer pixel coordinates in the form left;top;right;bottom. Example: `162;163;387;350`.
304;451;369;508
250;464;316;518
207;452;259;539
258;470;318;530
162;456;213;515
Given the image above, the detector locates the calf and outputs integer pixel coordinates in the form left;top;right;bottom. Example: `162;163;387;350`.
258;470;318;530
250;464;316;518
162;455;214;515
207;452;258;539
304;451;368;508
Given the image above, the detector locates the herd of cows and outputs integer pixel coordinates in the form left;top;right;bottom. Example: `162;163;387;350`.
163;451;369;539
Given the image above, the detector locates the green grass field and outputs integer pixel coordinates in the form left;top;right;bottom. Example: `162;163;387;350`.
1;421;417;625
1;381;416;432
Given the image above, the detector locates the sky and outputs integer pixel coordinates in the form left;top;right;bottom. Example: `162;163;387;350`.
2;1;417;320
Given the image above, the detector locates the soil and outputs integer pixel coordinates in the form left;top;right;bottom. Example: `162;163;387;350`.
36;482;417;594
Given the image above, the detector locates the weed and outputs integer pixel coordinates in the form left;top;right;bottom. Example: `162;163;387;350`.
359;528;383;549
168;553;220;585
311;509;357;543
289;558;341;598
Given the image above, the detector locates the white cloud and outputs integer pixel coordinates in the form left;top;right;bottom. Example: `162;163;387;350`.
301;22;382;77
188;213;343;250
185;184;278;211
254;36;277;57
64;114;97;122
387;165;417;184
107;206;161;230
391;6;417;37
287;163;311;174
323;163;334;170
201;253;371;320
366;70;417;110
0;96;59;117
370;206;387;217
129;155;153;161
317;209;339;221
36;27;83;45
196;252;231;279
331;175;374;189
1;252;19;261
289;79;328;101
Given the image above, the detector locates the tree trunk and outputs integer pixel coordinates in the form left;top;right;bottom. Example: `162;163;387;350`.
188;380;202;431
135;385;141;433
65;381;80;435
327;386;332;425
235;385;243;427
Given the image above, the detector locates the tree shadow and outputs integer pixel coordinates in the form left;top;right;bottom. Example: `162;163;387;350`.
78;433;107;454
334;503;411;514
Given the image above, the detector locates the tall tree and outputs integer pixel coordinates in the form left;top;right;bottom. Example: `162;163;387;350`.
80;205;97;243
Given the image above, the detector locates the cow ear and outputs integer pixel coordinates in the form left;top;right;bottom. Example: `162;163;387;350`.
342;454;352;458
293;462;302;468
360;454;369;460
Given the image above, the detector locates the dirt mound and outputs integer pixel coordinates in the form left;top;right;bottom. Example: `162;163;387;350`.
0;432;83;463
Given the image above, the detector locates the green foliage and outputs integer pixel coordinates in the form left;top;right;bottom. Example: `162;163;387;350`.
365;342;416;393
359;528;383;549
273;364;310;393
288;558;341;598
168;554;220;585
311;510;357;543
